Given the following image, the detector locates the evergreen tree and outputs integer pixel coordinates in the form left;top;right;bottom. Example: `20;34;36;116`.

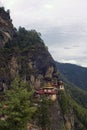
0;77;36;130
35;96;50;130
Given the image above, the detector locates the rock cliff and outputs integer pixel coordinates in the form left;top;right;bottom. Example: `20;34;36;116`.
0;7;57;91
0;7;87;130
0;7;15;47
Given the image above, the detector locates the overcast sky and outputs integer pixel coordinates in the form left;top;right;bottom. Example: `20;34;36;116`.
1;0;87;67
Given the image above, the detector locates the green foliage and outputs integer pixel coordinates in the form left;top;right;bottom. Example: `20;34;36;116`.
74;119;87;130
10;27;44;49
71;99;87;129
66;84;87;108
18;27;42;42
62;124;67;130
0;77;36;130
56;61;87;108
56;62;87;90
59;89;87;129
63;92;87;129
59;91;69;114
34;96;50;130
0;7;5;11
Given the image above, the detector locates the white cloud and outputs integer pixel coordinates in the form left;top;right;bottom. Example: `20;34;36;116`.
60;59;77;65
44;4;54;9
1;0;87;67
2;0;87;27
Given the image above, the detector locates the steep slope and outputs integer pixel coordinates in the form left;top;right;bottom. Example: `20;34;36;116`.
0;7;15;47
55;61;87;108
0;7;16;90
0;7;87;130
0;7;57;91
56;62;87;90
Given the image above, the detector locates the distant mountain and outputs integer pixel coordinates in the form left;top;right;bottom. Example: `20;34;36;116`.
56;62;87;90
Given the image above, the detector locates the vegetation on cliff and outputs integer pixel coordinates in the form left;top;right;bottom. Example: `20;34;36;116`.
59;90;87;130
0;7;87;130
0;77;36;130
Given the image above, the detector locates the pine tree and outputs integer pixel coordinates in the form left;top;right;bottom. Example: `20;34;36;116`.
0;77;36;130
35;96;50;130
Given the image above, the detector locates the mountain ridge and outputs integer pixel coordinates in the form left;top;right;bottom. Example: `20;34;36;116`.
0;7;87;130
56;61;87;90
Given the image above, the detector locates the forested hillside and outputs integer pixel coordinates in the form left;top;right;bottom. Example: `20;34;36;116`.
56;62;87;90
0;7;87;130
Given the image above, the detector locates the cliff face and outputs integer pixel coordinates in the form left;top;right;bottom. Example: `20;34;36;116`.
0;7;15;47
50;101;74;130
0;7;57;90
0;7;87;130
8;43;57;88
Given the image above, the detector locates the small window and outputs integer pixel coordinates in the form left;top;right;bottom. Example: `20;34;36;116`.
48;89;51;92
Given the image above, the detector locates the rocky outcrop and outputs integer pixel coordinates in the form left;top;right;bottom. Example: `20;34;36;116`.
0;7;57;89
45;66;54;80
0;7;84;130
50;100;64;130
10;56;18;79
49;100;75;130
0;7;15;47
64;110;74;130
